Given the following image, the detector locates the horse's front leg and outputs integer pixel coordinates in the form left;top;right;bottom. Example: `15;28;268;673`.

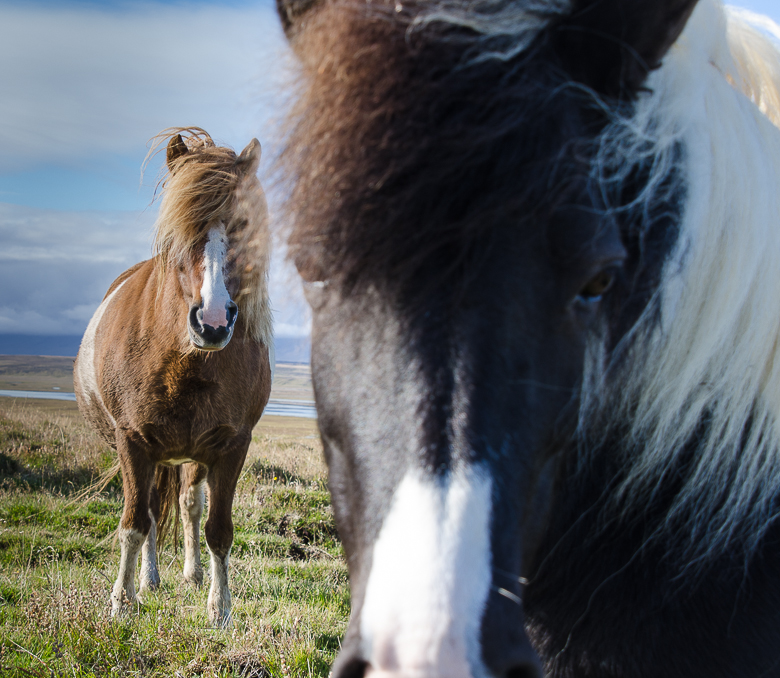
112;434;155;617
180;462;208;586
138;482;161;598
204;435;250;628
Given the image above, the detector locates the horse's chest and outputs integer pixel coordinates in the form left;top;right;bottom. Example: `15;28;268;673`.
129;418;239;461
156;367;214;404
121;376;240;454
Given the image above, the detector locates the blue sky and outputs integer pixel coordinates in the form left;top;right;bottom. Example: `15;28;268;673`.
0;0;291;212
0;0;778;339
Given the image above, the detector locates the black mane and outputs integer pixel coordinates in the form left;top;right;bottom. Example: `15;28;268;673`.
282;2;616;298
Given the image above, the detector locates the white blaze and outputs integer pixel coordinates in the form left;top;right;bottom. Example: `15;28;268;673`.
360;467;493;678
201;224;231;328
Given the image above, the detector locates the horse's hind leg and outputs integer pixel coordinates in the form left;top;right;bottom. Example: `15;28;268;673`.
111;436;155;617
204;436;249;627
138;482;161;598
180;462;207;586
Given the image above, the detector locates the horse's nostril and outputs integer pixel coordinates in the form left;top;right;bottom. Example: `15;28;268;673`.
506;665;543;678
226;301;238;326
189;304;201;329
333;659;369;678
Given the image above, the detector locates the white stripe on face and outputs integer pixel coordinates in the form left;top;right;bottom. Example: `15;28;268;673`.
360;466;493;678
201;224;231;328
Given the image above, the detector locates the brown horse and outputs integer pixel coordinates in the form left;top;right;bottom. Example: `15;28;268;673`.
74;128;273;627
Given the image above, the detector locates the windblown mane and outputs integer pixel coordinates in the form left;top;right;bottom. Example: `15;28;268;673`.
150;128;272;345
588;0;780;560
281;0;579;294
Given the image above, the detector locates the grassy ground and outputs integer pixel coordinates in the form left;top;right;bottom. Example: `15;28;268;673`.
0;398;347;678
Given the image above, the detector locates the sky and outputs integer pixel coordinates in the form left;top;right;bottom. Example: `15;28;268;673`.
0;0;779;343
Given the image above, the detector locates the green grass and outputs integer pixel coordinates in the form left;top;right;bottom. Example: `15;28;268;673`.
0;403;347;677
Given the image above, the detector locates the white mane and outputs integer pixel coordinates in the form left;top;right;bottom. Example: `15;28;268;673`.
409;0;571;61
591;0;780;558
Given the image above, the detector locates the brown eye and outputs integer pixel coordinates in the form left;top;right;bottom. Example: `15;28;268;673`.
577;269;616;302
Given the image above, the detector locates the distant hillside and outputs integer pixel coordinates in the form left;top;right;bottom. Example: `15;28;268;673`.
0;334;310;363
0;354;313;401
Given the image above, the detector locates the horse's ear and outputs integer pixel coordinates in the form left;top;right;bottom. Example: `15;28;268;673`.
276;0;321;39
554;0;699;97
166;134;188;171
237;138;261;175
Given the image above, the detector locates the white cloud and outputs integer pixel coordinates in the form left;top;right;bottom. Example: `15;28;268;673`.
0;307;64;335
0;202;153;263
267;234;310;338
61;304;102;322
274;321;311;338
0;1;296;175
0;202;155;334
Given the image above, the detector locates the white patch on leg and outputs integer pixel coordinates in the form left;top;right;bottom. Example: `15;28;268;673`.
360;467;493;678
201;225;231;328
76;280;127;427
111;527;145;617
207;550;232;628
138;511;160;597
181;482;205;586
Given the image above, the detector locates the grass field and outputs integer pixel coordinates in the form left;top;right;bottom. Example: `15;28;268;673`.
0;388;347;677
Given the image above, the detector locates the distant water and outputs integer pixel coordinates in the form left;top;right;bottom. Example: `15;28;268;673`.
0;335;311;364
0;389;78;402
0;390;317;419
263;399;318;419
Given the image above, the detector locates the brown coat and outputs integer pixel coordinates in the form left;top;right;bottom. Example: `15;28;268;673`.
74;129;272;627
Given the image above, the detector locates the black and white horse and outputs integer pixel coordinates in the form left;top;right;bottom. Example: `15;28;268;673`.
277;0;780;675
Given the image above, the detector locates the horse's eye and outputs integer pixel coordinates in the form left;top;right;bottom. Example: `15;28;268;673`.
577;268;616;303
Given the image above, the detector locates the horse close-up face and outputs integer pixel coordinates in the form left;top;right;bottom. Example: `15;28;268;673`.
177;224;240;352
278;1;677;673
305;183;627;678
278;0;780;675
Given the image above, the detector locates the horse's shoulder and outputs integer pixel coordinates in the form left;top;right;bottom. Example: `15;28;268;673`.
103;259;152;301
